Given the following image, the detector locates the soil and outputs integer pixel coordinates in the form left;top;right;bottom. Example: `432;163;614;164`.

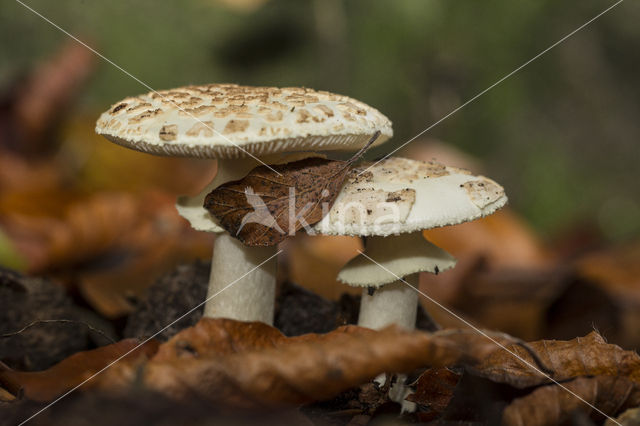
0;267;114;371
123;260;210;341
0;389;311;426
125;261;440;340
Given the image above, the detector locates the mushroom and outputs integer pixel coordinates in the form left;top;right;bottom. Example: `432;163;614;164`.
95;83;392;324
314;157;508;330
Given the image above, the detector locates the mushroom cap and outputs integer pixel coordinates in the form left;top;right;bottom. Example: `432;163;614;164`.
338;233;456;287
314;157;508;236
95;84;392;159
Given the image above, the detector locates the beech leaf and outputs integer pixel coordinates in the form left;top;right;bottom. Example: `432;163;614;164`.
91;319;543;407
472;331;640;389
407;367;462;422
0;339;158;401
502;376;640;426
204;132;380;246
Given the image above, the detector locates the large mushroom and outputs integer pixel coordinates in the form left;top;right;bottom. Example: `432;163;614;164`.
95;83;392;324
314;157;508;330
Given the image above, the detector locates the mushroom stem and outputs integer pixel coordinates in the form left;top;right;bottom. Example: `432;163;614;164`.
179;153;327;324
203;233;277;323
177;157;279;324
358;274;419;330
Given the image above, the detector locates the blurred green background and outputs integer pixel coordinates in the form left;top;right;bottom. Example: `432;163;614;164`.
1;0;639;241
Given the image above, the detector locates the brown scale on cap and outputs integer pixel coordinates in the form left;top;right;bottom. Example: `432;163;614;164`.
159;124;178;141
328;187;416;227
461;178;505;209
379;157;453;182
95;83;392;159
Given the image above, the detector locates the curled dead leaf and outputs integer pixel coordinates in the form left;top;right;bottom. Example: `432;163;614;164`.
473;331;640;388
204;158;353;246
153;319;288;360
93;319;543;407
407;367;461;422
204;132;379;246
606;406;640;426
502;376;640;426
1;319;552;409
0;339;158;401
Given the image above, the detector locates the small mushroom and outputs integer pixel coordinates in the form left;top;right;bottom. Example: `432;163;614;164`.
95;83;392;324
314;157;508;330
338;233;456;330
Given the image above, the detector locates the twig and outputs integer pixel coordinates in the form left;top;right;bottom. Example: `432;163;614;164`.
1;319;115;344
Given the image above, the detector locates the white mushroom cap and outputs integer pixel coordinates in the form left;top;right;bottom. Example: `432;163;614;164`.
314;157;508;236
338;233;456;287
95;84;392;159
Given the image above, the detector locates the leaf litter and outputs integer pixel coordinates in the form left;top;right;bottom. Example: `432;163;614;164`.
3;317;640;424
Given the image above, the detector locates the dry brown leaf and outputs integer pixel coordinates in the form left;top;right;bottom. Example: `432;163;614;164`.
502;376;640;426
74;191;213;317
407;367;461;422
153;319;289;360
425;265;567;340
572;241;640;349
0;339;158;401
473;331;640;388
423;209;550;270
204;132;379;246
205;157;349;246
576;241;640;308
1;319;548;408
2;189;212;316
155;320;376;362
606;406;640;426
92;319;539;407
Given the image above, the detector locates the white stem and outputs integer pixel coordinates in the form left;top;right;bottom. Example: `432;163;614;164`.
178;157;277;324
178;153;321;324
358;274;419;330
203;233;277;323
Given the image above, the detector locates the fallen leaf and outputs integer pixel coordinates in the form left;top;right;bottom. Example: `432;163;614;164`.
153;318;288;360
407;367;461;422
473;331;640;388
606;406;640;426
430;265;568;341
574;241;640;349
1;319;547;408
2;190;213;317
204;132;379;246
0;339;158;401
502;376;640;426
92;319;540;407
